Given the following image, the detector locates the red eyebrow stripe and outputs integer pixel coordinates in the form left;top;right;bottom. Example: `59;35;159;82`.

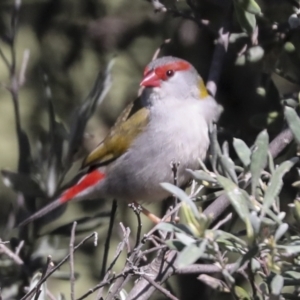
155;61;191;80
60;170;105;203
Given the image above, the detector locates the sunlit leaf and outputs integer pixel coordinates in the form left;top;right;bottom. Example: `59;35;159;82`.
271;274;284;296
234;3;256;35
161;183;200;219
186;169;217;184
198;274;229;292
217;175;253;239
250;130;269;196
285;106;300;144
262;158;297;216
234;0;261;15
233;138;251;167
220;155;238;184
176;240;208;268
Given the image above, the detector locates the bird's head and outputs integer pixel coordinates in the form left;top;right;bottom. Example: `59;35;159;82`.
140;56;209;104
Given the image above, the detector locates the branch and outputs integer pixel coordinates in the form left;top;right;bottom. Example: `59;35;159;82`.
69;222;77;300
203;127;294;222
21;232;98;300
126;250;177;300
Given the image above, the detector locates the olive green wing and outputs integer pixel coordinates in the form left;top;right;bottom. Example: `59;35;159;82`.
82;102;149;167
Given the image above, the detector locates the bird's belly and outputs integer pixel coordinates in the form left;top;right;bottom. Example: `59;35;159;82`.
104;110;209;203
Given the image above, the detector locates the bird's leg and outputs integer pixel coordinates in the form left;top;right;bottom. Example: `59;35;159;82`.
131;201;180;224
131;201;162;224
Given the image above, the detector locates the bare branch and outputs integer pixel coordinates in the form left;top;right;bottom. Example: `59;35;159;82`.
69;222;77;300
101;199;118;278
0;239;23;265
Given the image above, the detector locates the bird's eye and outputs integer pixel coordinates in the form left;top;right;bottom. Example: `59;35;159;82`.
166;70;174;77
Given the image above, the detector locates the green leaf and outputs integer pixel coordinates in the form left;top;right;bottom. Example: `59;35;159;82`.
176;232;196;246
161;183;200;219
176;240;208;268
198;275;229;292
234;286;251;300
285;106;300;144
234;0;261;15
271;274;284;296
249;211;261;234
247;46;264;63
233;138;251;167
251;258;261;273
186;169;217;184
250;130;269;196
262;158;297;216
217;175;253;239
274;223;289;241
165;240;185;251
234;3;256;35
220;155;238;184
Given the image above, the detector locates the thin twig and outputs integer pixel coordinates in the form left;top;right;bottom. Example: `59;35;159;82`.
128;203;143;248
0;241;23;265
69;222;77;300
76;272;130;300
18;49;30;86
15;239;24;256
96;226;130;299
175;263;236;274
21;232;98;300
141;274;179;300
101;199;117;279
34;256;52;300
212;213;232;230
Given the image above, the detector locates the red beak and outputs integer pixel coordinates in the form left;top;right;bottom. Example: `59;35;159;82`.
140;70;161;87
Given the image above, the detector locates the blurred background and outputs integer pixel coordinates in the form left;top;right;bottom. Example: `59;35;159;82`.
0;0;300;299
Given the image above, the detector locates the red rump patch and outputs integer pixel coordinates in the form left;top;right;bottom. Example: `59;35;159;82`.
60;170;105;203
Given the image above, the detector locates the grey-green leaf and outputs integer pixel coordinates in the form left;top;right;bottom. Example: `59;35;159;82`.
186;169;217;184
233;138;251;167
234;3;257;35
161;183;200;219
285;106;300;144
262;158;297;216
274;223;289;241
234;0;261;15
250;130;269;196
271;274;284;296
220;155;238;183
217;175;253;238
176;240;208;268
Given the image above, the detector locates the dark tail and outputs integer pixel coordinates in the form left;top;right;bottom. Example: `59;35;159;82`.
18;198;63;227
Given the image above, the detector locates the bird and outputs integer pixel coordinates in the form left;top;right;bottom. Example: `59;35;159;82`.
18;56;220;227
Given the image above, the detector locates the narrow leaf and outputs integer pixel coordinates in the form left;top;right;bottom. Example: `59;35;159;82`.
234;3;257;35
176;240;208;268
161;183;200;219
217;175;253;239
220;155;238;183
234;0;261;15
233;138;251;167
250;130;269;196
262;158;297;216
285;106;300;144
186;169;217;184
271;274;284;296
